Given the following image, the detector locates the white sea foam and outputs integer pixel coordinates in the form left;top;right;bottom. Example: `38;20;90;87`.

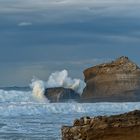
30;78;48;102
0;96;140;117
46;70;86;94
0;89;140;117
30;70;86;100
0;89;32;103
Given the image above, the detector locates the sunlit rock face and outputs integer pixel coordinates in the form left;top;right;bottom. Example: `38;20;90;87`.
44;87;80;102
62;110;140;140
81;56;140;102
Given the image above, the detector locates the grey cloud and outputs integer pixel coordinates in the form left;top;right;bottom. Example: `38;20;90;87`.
0;0;140;86
0;0;140;23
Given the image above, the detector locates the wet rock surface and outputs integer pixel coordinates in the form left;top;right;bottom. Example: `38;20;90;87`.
81;56;140;102
62;110;140;140
44;87;80;102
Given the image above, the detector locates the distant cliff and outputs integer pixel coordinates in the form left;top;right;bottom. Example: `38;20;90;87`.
81;56;140;102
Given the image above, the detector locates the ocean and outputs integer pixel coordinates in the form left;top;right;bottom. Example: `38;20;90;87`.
0;87;140;139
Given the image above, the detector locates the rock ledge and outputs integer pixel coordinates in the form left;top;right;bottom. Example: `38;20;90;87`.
62;110;140;140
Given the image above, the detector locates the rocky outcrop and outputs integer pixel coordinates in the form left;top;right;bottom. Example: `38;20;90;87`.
44;87;80;102
62;110;140;140
81;56;140;102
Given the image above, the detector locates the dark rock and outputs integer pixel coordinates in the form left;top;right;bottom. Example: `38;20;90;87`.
73;116;91;126
44;87;80;102
81;56;140;102
62;110;140;140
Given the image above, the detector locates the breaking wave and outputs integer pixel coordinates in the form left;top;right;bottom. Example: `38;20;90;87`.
0;100;140;117
0;70;86;105
30;70;86;101
0;89;140;117
0;89;32;103
0;69;140;117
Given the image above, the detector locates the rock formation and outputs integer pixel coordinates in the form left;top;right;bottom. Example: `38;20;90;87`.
81;56;140;102
62;110;140;140
44;87;80;102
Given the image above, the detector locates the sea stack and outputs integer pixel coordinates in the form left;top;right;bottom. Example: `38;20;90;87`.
81;56;140;102
62;110;140;140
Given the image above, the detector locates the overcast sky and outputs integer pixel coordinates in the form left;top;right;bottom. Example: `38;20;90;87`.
0;0;140;86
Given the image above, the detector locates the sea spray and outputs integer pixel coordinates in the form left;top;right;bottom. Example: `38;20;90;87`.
46;70;86;94
30;70;86;99
30;78;48;102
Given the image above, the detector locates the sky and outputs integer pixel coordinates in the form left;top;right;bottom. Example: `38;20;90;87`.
0;0;140;86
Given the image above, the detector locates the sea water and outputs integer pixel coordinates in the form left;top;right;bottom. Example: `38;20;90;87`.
0;88;140;139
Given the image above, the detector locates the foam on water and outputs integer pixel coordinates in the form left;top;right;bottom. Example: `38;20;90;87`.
0;88;140;139
0;70;139;139
0;88;140;117
0;89;32;103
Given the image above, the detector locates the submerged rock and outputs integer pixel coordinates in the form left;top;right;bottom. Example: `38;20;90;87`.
44;87;80;102
81;56;140;102
62;110;140;140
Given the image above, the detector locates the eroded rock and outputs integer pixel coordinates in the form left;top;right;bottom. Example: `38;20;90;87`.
62;110;140;140
81;56;140;102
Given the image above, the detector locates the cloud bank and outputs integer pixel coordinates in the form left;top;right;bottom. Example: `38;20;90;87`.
0;0;140;18
0;0;140;86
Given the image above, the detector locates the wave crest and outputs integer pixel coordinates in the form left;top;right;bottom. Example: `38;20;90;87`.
30;70;86;101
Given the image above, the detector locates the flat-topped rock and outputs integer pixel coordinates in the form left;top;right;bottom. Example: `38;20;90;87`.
62;110;140;140
84;56;139;81
81;56;140;102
